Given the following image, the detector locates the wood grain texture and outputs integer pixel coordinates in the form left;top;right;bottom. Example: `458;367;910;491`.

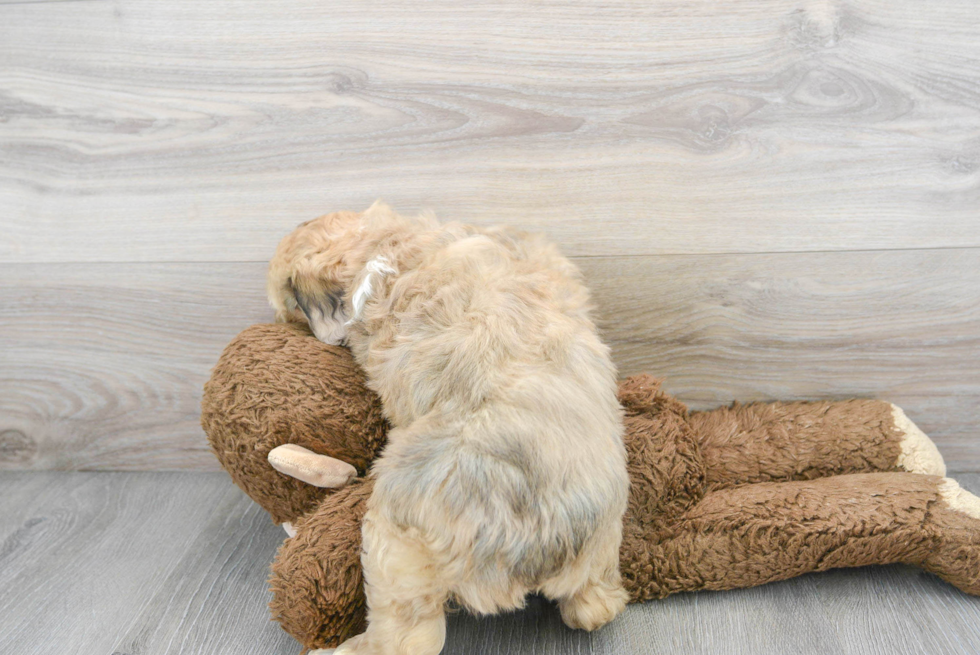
591;566;980;655
0;262;272;471
2;0;979;262
1;247;977;472
110;477;300;655
595;576;846;655
3;471;980;654
446;594;592;655
0;1;93;5
0;471;295;655
809;565;980;655
585;248;980;467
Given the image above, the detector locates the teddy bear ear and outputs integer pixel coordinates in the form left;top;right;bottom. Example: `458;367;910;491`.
268;444;358;488
617;375;669;413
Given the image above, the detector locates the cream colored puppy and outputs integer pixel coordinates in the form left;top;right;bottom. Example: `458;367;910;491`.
268;202;629;655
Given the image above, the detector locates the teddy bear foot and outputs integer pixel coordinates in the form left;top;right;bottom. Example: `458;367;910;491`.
923;478;980;596
891;404;946;476
939;478;980;519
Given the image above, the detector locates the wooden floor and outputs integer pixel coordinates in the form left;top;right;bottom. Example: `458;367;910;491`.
3;470;980;655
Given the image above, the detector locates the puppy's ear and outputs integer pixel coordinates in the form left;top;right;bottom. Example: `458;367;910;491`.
289;275;350;345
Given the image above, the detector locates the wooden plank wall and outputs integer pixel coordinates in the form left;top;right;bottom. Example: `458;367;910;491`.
1;0;978;471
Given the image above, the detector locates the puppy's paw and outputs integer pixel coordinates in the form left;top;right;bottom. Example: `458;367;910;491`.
333;633;368;655
559;581;628;632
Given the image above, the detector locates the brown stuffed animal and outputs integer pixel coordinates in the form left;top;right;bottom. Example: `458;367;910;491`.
202;322;980;651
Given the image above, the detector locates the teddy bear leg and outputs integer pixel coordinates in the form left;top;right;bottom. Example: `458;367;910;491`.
269;479;374;651
334;510;450;655
689;399;944;491
622;472;980;602
922;478;980;595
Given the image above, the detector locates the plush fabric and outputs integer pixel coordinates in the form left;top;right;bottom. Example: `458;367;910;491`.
202;322;386;524
202;323;980;650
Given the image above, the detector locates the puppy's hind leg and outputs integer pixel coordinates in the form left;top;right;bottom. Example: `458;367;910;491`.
335;510;449;655
544;531;628;632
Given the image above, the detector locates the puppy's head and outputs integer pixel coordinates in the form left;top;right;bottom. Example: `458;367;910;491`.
267;210;365;345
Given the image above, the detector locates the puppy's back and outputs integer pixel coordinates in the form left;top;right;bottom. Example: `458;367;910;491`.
367;226;628;613
372;397;627;614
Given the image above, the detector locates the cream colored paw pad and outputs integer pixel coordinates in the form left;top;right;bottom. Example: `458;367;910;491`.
891;404;946;476
939;478;980;520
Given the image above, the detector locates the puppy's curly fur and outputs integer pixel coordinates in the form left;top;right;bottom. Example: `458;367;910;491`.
268;202;630;655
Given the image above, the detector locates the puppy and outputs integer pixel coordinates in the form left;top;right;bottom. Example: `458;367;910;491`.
268;202;629;655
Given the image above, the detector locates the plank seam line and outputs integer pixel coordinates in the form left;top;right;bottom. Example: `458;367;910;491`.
3;243;980;267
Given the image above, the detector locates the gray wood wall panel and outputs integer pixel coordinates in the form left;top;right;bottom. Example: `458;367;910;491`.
2;0;980;262
3;248;978;471
596;249;980;468
0;0;977;470
0;262;271;471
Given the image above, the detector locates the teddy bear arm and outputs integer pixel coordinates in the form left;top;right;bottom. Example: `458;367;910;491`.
689;399;945;491
621;471;980;602
270;477;374;650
